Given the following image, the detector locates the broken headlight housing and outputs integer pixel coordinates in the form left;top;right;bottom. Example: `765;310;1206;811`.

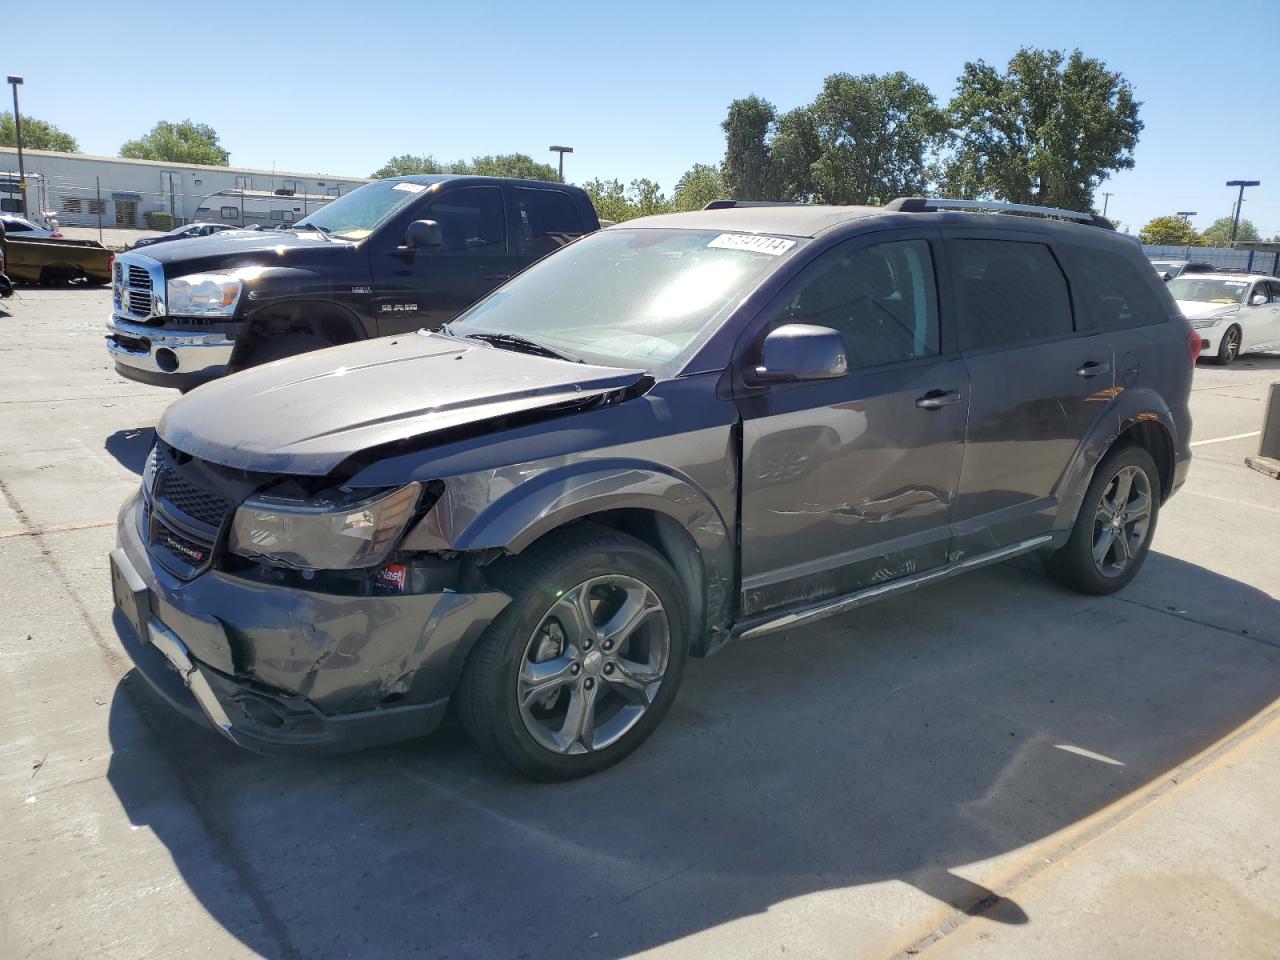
228;482;421;571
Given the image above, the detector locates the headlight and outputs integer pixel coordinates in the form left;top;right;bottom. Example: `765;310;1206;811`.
1189;314;1232;330
166;272;243;317
229;482;421;570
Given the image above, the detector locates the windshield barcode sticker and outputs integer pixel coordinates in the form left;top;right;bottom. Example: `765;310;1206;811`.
392;182;427;193
707;233;796;256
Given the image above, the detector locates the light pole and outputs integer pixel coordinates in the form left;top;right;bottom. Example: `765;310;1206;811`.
1101;191;1113;218
1176;211;1197;223
1226;180;1260;242
549;145;573;183
7;76;26;216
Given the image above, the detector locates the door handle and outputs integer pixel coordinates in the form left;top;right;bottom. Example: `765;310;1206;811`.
915;389;963;410
1076;361;1111;378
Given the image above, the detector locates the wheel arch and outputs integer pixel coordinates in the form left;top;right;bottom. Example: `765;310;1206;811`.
230;299;367;368
429;463;735;656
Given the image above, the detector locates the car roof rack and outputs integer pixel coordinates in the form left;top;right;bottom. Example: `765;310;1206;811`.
702;199;807;210
884;197;1115;230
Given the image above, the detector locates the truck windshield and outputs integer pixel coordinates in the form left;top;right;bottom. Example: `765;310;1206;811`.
448;228;803;374
293;179;432;241
1167;277;1248;304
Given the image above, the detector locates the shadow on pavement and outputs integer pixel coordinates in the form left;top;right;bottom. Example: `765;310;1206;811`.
106;553;1280;959
105;427;154;475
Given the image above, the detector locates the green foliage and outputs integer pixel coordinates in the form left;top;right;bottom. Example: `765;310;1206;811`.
0;112;78;152
1138;215;1200;246
673;163;726;211
771;107;821;201
581;177;674;222
1200;216;1260;246
145;210;174;230
943;48;1141;211
370;154;445;178
370;153;558;181
807;72;946;204
119;120;230;166
721;95;778;200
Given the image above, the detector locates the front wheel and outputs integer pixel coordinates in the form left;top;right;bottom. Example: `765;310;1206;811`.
1046;445;1161;595
457;526;690;780
239;333;331;369
1211;325;1242;366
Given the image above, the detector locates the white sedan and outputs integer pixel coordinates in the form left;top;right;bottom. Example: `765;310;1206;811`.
0;214;61;238
1170;273;1280;365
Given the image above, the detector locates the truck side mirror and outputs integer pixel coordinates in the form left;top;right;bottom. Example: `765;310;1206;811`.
746;324;848;385
405;219;444;250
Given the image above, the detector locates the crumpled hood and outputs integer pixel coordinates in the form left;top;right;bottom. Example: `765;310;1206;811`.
158;332;646;475
1176;300;1240;321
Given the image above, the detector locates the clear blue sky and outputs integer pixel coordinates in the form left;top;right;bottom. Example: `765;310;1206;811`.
7;0;1278;237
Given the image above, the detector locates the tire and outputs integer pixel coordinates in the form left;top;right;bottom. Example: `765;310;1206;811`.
1047;445;1161;595
1211;325;1242;366
241;333;330;368
457;525;690;781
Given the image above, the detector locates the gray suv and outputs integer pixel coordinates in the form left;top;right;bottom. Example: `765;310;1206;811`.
110;198;1195;780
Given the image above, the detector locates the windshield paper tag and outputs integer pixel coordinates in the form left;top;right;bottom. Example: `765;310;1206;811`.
707;233;796;256
392;182;427;193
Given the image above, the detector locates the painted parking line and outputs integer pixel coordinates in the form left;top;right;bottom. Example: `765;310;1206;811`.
1190;431;1261;447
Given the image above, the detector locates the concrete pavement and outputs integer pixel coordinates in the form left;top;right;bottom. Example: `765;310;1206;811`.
1;287;1278;959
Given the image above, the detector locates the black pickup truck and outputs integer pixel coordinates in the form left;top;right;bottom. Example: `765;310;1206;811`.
106;175;600;390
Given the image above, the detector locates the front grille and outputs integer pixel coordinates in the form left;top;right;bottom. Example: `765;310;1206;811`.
127;291;151;314
127;265;151;290
155;464;233;528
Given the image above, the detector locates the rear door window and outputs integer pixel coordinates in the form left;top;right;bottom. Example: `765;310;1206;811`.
1057;245;1168;330
950;239;1074;351
515;187;585;257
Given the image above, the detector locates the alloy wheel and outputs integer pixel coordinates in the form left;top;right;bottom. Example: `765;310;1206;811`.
1091;464;1153;578
517;575;670;755
1222;328;1240;363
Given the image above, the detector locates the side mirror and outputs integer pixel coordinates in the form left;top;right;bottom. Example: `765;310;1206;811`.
747;324;848;385
404;219;444;250
1250;294;1268;306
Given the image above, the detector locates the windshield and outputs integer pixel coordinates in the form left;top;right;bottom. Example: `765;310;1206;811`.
448;228;802;374
293;179;432;241
1166;277;1249;304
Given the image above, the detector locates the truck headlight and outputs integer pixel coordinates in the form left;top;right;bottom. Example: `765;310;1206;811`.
167;272;243;317
229;482;422;570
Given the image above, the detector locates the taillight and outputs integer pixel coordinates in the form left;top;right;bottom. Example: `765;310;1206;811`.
1186;327;1203;364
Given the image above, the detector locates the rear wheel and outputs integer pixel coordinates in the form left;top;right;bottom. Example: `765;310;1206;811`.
1047;445;1160;595
457;526;690;780
1212;325;1242;366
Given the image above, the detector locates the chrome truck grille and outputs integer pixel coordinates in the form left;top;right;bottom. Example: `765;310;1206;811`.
113;254;164;321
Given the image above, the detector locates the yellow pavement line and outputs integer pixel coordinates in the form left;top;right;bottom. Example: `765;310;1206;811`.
1190;430;1261;447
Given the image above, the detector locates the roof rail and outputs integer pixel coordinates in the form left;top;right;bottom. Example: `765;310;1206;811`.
885;197;1114;230
702;199;806;210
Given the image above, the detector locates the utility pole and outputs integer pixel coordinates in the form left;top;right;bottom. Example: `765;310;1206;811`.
1176;211;1197;223
1226;180;1261;242
1101;192;1113;218
6;76;26;216
549;145;574;183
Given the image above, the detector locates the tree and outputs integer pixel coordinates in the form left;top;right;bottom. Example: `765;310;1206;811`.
1138;215;1200;246
771;106;822;201
943;48;1142;211
370;154;445;178
806;72;946;204
452;153;558;181
721;95;778;200
672;163;726;211
1200;216;1260;246
0;112;78;152
119;120;229;165
580;177;673;222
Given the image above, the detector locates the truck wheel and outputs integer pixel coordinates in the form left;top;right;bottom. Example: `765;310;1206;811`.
1046;444;1161;595
458;525;690;780
241;333;331;368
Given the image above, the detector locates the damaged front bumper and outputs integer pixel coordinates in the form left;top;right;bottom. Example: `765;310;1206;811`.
111;493;510;755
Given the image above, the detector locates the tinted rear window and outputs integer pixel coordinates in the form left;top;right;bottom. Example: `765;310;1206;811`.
952;239;1073;351
1059;246;1167;331
516;188;584;257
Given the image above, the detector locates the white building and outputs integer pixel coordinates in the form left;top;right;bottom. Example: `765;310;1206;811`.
0;147;371;230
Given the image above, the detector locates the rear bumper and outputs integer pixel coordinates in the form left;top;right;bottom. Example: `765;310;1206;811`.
111;493;511;755
106;315;234;390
